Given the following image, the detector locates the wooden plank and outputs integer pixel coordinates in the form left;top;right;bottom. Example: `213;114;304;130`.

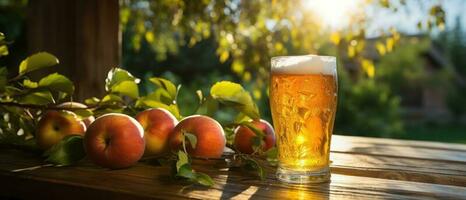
1;148;465;200
331;152;466;187
2;149;464;187
75;0;120;100
333;135;466;151
329;136;466;186
2;162;465;200
331;135;466;162
27;0;119;101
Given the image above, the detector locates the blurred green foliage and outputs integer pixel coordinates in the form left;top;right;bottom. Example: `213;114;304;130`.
0;0;27;71
120;0;452;138
121;0;445;97
436;17;466;119
337;77;403;137
376;38;430;94
2;0;464;142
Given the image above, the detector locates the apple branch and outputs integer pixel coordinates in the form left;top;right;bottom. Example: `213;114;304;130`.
0;101;121;111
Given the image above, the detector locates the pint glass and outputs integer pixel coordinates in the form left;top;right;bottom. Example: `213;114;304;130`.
270;55;337;183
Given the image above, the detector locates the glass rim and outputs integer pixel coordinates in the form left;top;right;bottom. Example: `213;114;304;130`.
270;54;337;75
271;54;336;63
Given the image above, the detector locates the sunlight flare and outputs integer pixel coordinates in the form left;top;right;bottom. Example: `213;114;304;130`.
303;0;364;29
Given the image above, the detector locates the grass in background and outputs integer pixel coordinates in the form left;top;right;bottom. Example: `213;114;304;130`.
393;123;466;144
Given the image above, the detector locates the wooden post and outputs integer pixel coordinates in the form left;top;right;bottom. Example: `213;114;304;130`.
27;0;120;101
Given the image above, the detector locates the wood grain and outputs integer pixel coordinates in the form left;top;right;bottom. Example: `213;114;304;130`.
333;135;466;151
27;0;119;100
1;135;465;199
331;135;466;162
1;154;465;200
330;152;466;187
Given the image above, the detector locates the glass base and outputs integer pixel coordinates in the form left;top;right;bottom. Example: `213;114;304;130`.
277;167;330;184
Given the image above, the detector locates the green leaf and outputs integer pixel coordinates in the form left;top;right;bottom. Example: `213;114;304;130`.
379;0;389;7
224;127;235;146
176;164;214;187
234;113;252;123
241;121;266;138
135;99;181;119
101;94;124;104
251;136;263;153
105;68;139;91
177;164;196;179
242;156;265;180
111;80;139;99
196;96;218;116
167;104;181;119
176;150;189;171
84;97;100;106
210;81;243;102
0;33;8;57
93;108;125;116
18;90;54;105
210;81;259;119
0;67;7;92
184;132;197;149
57;92;68;100
4;86;21;96
195;172;214;186
19;52;59;75
149;77;177;101
0;45;8;57
38;73;74;94
145;88;173;105
73;109;93;119
265;147;278;165
44;135;86;166
240;121;266;153
23;79;38;88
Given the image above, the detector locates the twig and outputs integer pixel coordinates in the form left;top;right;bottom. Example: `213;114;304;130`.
0;101;97;111
11;164;53;172
7;74;23;83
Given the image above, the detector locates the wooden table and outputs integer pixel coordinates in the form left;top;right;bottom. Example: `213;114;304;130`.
1;135;465;199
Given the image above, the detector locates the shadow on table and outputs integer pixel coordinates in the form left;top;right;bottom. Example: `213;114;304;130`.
174;160;330;199
249;181;331;200
219;167;330;199
218;168;259;199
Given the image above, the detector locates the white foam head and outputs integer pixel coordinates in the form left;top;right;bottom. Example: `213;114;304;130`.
271;54;337;75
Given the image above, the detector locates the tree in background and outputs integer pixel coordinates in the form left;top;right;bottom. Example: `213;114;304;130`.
121;0;446;136
0;0;449;137
436;17;466;119
0;0;28;70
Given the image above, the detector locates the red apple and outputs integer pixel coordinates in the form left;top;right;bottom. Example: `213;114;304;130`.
135;108;178;156
234;119;276;154
36;110;86;150
83;113;145;169
169;115;225;158
57;101;95;127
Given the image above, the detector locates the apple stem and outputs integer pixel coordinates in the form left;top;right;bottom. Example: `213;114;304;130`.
182;133;188;154
23;109;36;122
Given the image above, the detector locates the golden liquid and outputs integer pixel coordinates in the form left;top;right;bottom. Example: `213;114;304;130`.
270;73;337;171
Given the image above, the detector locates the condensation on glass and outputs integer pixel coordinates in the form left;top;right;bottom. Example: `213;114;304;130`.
270;55;337;183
